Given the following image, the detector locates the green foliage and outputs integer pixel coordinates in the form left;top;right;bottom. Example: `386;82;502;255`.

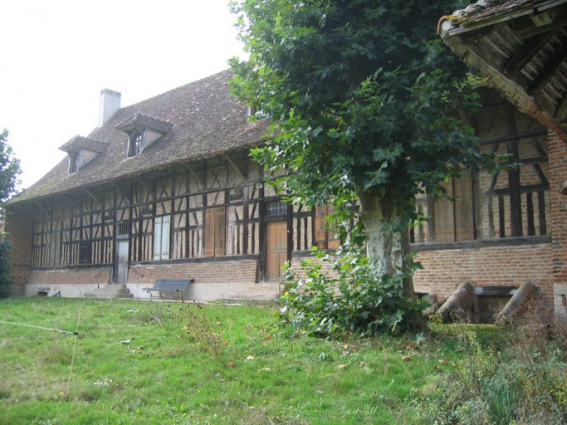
0;236;13;298
230;0;497;333
0;129;21;298
230;0;487;215
0;129;21;204
280;248;427;337
417;323;567;424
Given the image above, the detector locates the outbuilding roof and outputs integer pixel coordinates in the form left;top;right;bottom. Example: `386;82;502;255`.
439;0;567;141
11;70;269;205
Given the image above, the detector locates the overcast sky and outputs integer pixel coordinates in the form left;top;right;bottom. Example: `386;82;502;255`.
0;0;246;189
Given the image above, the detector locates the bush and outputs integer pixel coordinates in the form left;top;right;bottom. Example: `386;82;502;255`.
279;248;426;337
417;320;567;424
0;234;13;298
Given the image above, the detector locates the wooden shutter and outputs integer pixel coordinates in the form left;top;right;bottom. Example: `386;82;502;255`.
205;209;215;257
434;180;455;242
214;207;226;256
313;205;328;248
434;176;475;242
454;176;475;241
205;207;226;257
326;204;341;249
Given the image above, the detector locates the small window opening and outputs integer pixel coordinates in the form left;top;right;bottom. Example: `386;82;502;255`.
117;221;130;236
69;151;83;174
79;241;92;264
266;200;287;217
129;131;146;157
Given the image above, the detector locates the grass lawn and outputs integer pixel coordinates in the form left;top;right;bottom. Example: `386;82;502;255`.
0;298;506;424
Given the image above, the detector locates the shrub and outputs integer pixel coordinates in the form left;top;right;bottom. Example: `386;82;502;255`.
417;320;567;424
279;248;426;337
0;234;13;298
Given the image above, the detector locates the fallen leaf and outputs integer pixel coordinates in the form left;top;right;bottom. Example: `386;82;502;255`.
226;361;236;368
401;355;412;362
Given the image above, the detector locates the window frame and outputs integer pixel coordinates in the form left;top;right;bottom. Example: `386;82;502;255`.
153;215;171;261
128;130;146;157
69;151;83;174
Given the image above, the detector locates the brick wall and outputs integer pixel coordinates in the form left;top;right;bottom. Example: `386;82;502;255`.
26;259;259;287
548;129;567;318
5;204;34;296
28;267;112;286
290;255;339;281
128;259;259;284
289;242;554;318
414;243;553;316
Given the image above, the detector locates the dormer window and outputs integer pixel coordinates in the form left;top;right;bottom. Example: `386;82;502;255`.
117;113;172;159
60;136;108;175
247;103;267;120
129;131;146;157
69;151;83;174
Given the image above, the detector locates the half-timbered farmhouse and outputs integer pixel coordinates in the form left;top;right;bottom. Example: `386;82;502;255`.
6;71;324;301
5;4;567;319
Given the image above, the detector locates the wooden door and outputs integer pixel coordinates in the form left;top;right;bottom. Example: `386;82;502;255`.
266;221;287;281
115;239;129;283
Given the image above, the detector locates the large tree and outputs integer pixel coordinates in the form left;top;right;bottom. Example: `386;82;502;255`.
230;0;481;322
0;129;21;298
0;129;20;204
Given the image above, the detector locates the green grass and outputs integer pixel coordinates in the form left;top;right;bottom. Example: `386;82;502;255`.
0;298;504;424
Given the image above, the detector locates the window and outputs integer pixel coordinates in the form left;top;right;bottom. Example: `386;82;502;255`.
128;131;146;157
117;221;130;236
247;103;267;120
79;240;92;264
205;207;226;257
69;151;83;174
153;216;171;261
266;200;287;217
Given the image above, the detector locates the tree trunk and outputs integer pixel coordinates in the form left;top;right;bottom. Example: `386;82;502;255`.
359;192;416;299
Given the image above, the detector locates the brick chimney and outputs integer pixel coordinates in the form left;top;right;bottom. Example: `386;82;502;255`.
98;89;121;127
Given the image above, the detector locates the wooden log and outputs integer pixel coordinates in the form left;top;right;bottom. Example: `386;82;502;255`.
494;282;535;326
435;282;473;323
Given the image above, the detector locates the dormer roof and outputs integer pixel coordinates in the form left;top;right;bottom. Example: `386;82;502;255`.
59;136;109;154
116;113;173;135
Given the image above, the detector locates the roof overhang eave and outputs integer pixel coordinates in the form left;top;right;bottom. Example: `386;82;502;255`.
6;139;271;208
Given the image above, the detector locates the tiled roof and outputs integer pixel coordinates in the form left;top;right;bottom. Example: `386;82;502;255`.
11;70;269;204
441;0;562;32
452;0;530;21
